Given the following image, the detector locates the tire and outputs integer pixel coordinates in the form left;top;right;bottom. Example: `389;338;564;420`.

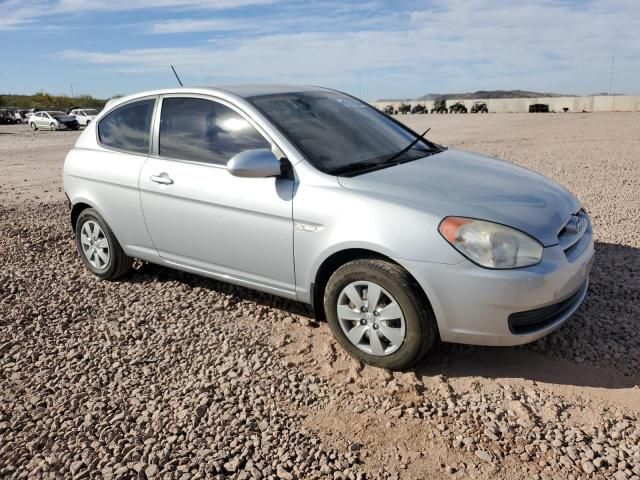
75;208;132;280
324;258;437;370
50;123;57;131
30;122;37;131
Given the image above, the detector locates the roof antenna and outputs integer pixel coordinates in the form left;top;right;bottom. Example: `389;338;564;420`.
171;65;183;87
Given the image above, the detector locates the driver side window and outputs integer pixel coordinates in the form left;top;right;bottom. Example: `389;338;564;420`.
159;97;270;166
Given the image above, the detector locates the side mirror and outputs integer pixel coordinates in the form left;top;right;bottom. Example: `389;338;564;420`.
227;149;282;178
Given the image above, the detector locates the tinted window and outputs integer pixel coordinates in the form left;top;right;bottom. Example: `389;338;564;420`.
98;99;154;154
250;91;438;175
159;97;270;165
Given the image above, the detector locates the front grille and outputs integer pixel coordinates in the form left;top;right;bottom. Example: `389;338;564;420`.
557;209;590;258
508;281;587;334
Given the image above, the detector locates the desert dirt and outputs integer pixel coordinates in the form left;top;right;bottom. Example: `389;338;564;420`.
1;112;639;479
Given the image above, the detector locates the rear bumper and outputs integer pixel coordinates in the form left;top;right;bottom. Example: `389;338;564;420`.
396;233;594;346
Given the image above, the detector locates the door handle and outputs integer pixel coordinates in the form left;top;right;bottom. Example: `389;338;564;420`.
150;174;174;185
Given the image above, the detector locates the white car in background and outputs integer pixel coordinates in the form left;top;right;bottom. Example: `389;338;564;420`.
70;108;100;127
29;111;79;131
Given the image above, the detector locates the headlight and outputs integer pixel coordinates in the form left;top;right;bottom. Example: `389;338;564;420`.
439;217;543;269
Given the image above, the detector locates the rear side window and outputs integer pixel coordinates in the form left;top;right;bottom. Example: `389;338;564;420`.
98;99;155;154
159;97;270;165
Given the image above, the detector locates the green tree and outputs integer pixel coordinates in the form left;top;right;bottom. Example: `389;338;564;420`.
32;92;54;108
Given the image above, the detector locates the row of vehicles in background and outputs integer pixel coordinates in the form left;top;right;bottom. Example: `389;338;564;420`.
384;101;552;115
0;107;100;130
384;100;489;115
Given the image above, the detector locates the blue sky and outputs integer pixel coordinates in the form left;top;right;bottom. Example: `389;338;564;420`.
1;0;638;100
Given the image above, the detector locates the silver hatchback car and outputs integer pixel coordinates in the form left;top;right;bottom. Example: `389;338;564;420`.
64;85;594;370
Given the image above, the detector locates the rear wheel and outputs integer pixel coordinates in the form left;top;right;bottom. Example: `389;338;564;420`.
75;208;132;280
30;122;37;131
324;259;437;370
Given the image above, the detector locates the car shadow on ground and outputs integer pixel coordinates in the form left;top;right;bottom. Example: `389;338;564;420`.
126;241;639;389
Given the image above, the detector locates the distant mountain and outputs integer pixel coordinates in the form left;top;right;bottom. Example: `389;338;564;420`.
417;90;572;100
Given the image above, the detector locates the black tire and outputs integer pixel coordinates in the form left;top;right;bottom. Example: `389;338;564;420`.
30;122;37;131
75;208;132;280
50;123;57;131
323;258;437;370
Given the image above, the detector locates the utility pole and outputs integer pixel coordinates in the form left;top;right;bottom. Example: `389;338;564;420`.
70;83;75;98
608;56;615;96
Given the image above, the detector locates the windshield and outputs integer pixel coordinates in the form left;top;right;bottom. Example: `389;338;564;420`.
84;109;99;115
249;91;438;175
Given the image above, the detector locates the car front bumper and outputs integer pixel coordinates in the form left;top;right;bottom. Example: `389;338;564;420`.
59;121;79;129
396;232;594;347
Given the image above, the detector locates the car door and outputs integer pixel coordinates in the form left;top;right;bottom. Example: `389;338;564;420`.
139;94;296;297
40;113;50;128
83;97;158;258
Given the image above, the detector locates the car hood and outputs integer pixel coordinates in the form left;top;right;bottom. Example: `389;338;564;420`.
337;149;581;246
53;115;76;122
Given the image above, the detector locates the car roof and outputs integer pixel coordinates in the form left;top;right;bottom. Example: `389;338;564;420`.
110;84;329;104
101;84;336;115
213;84;327;98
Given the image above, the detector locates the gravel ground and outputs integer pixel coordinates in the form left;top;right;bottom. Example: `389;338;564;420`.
1;114;639;479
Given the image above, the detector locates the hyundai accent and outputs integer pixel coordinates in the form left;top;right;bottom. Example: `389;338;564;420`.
63;85;594;370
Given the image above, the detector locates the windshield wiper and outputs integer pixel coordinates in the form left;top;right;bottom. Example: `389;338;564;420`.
382;127;432;165
330;128;435;176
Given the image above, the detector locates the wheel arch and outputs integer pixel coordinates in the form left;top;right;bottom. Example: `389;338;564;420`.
70;202;93;232
311;248;434;323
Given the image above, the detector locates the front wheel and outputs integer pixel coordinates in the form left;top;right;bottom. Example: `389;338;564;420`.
75;208;132;280
324;259;437;370
50;122;57;131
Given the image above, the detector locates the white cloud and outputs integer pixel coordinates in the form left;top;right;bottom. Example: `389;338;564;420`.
0;0;271;30
148;18;248;34
54;0;640;97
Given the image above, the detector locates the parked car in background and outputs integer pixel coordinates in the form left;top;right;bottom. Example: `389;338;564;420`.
13;110;25;123
0;111;15;124
29;111;79;131
63;85;594;370
1;108;24;123
69;108;100;126
529;103;550;113
18;110;32;122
